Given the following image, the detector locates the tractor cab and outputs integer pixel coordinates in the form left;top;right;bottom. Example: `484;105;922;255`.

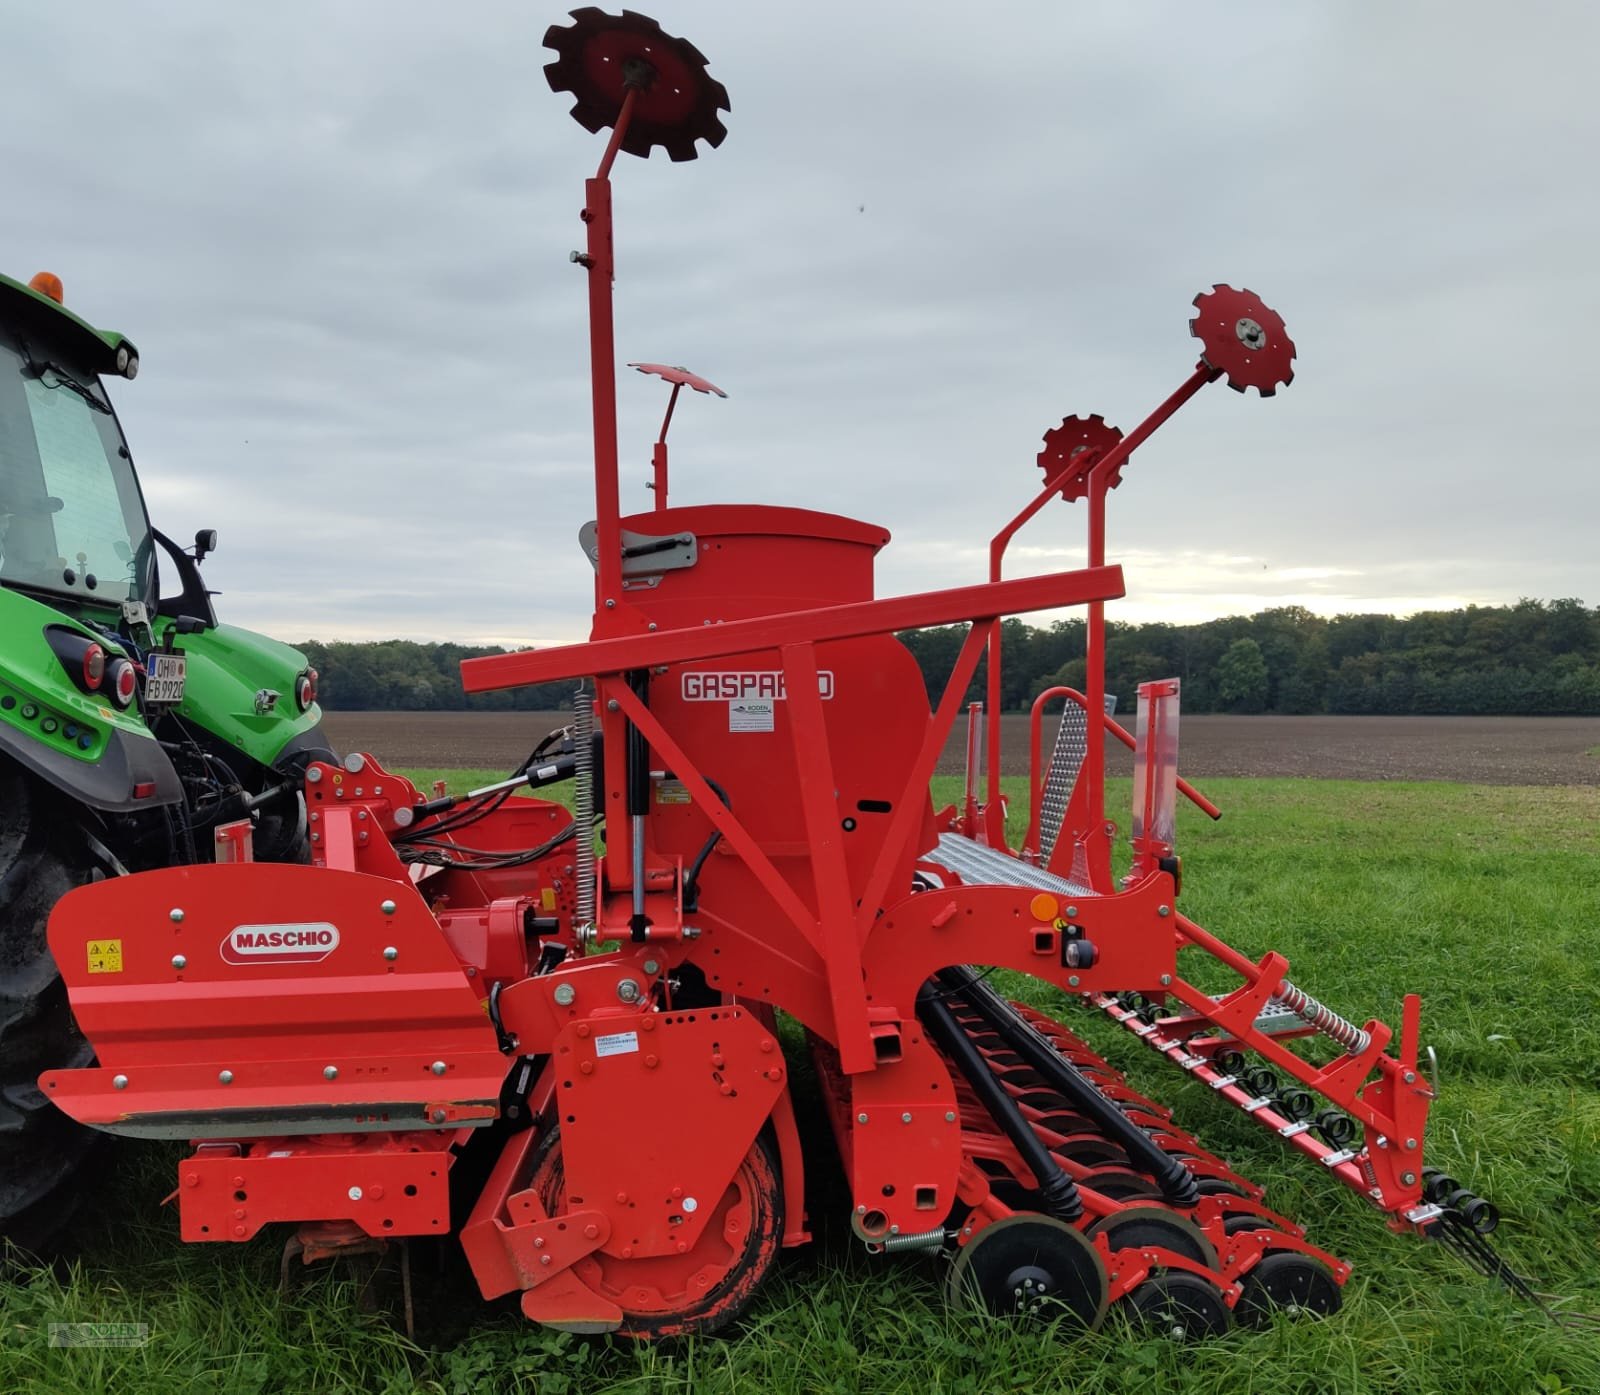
0;271;217;630
0;272;154;614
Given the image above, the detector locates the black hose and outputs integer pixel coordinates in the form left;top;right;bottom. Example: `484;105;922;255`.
915;982;1082;1222
681;776;732;913
938;965;1200;1208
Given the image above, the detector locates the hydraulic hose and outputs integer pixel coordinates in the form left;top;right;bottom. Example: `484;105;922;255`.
915;982;1083;1222
938;965;1200;1208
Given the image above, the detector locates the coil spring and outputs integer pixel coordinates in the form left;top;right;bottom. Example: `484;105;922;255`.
876;1225;951;1254
1275;979;1371;1055
571;682;595;929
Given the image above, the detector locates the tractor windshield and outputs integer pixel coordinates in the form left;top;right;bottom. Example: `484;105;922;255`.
0;325;155;607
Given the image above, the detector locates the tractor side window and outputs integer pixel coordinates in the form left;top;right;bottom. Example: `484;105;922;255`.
0;335;153;605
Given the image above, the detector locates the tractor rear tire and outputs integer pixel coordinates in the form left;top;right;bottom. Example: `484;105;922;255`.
0;762;98;1252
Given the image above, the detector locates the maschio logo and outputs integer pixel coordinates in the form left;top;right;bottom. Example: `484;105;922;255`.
220;922;340;966
681;670;835;701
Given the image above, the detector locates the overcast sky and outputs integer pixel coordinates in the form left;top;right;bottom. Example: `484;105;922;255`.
5;2;1597;647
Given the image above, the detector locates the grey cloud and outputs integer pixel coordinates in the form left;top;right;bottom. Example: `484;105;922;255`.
4;1;1595;647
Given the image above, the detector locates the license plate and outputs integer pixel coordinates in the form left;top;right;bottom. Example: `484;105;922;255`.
147;652;186;705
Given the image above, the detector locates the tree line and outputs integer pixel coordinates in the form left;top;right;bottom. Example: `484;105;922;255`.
299;598;1600;716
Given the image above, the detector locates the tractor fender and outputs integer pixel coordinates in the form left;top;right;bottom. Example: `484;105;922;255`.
0;723;181;812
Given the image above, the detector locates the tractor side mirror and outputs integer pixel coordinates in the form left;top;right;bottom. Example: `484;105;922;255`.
194;528;218;563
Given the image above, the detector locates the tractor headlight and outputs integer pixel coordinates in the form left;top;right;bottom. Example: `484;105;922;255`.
123;352;139;380
115;345;130;375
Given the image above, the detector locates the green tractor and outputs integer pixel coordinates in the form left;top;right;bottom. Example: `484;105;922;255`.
0;270;334;1243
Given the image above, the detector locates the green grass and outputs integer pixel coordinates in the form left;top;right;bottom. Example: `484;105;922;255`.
4;776;1598;1394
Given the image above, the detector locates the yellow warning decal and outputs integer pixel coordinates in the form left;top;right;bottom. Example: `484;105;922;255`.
541;886;558;911
87;939;124;974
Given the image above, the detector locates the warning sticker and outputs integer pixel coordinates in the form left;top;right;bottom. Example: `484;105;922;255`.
86;939;123;974
594;1031;640;1059
729;699;775;733
654;779;692;805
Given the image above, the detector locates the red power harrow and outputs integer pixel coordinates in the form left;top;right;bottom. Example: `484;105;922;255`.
41;9;1541;1339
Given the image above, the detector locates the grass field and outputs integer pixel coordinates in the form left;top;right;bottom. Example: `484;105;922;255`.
3;774;1598;1394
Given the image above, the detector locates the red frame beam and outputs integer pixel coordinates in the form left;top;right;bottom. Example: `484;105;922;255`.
463;566;1124;693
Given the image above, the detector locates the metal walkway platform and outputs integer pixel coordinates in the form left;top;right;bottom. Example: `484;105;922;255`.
923;833;1095;898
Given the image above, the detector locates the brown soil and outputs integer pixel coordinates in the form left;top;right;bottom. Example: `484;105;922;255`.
319;711;1600;786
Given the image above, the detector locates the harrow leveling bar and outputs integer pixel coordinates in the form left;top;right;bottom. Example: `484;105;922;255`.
41;7;1536;1340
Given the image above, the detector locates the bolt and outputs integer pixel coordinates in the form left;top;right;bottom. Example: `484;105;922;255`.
584;1224;599;1239
760;1039;774;1053
113;1074;129;1090
645;1054;659;1069
1403;1070;1416;1083
540;1254;552;1265
617;1192;629;1204
1405;1137;1417;1150
534;1235;546;1248
575;1024;590;1038
580;1061;594;1075
324;1065;339;1080
682;1197;698;1213
169;908;184;924
431;1060;448;1076
307;767;323;783
380;899;397;915
553;983;577;1006
358;810;369;822
218;1070;234;1085
901;1112;913;1124
1065;905;1078;918
616;978;642;1004
1158;905;1172;918
348;1186;363;1201
1236;316;1265;349
370;1185;384;1200
171;954;187;970
607;699;619;711
431;1108;447;1124
1402;1171;1417;1186
183;1173;198;1188
857;1112;869;1125
1068;975;1080;988
1160;973;1172;986
643;959;661;975
233;1224;247;1238
682;925;702;940
648;622;658;631
945;1111;957;1123
605;599;616;610
383;946;398;961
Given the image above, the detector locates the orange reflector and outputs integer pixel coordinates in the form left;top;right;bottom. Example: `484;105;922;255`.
1028;892;1059;922
28;271;65;304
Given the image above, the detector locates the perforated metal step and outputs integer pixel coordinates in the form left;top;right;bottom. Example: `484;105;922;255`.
1036;706;1088;862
